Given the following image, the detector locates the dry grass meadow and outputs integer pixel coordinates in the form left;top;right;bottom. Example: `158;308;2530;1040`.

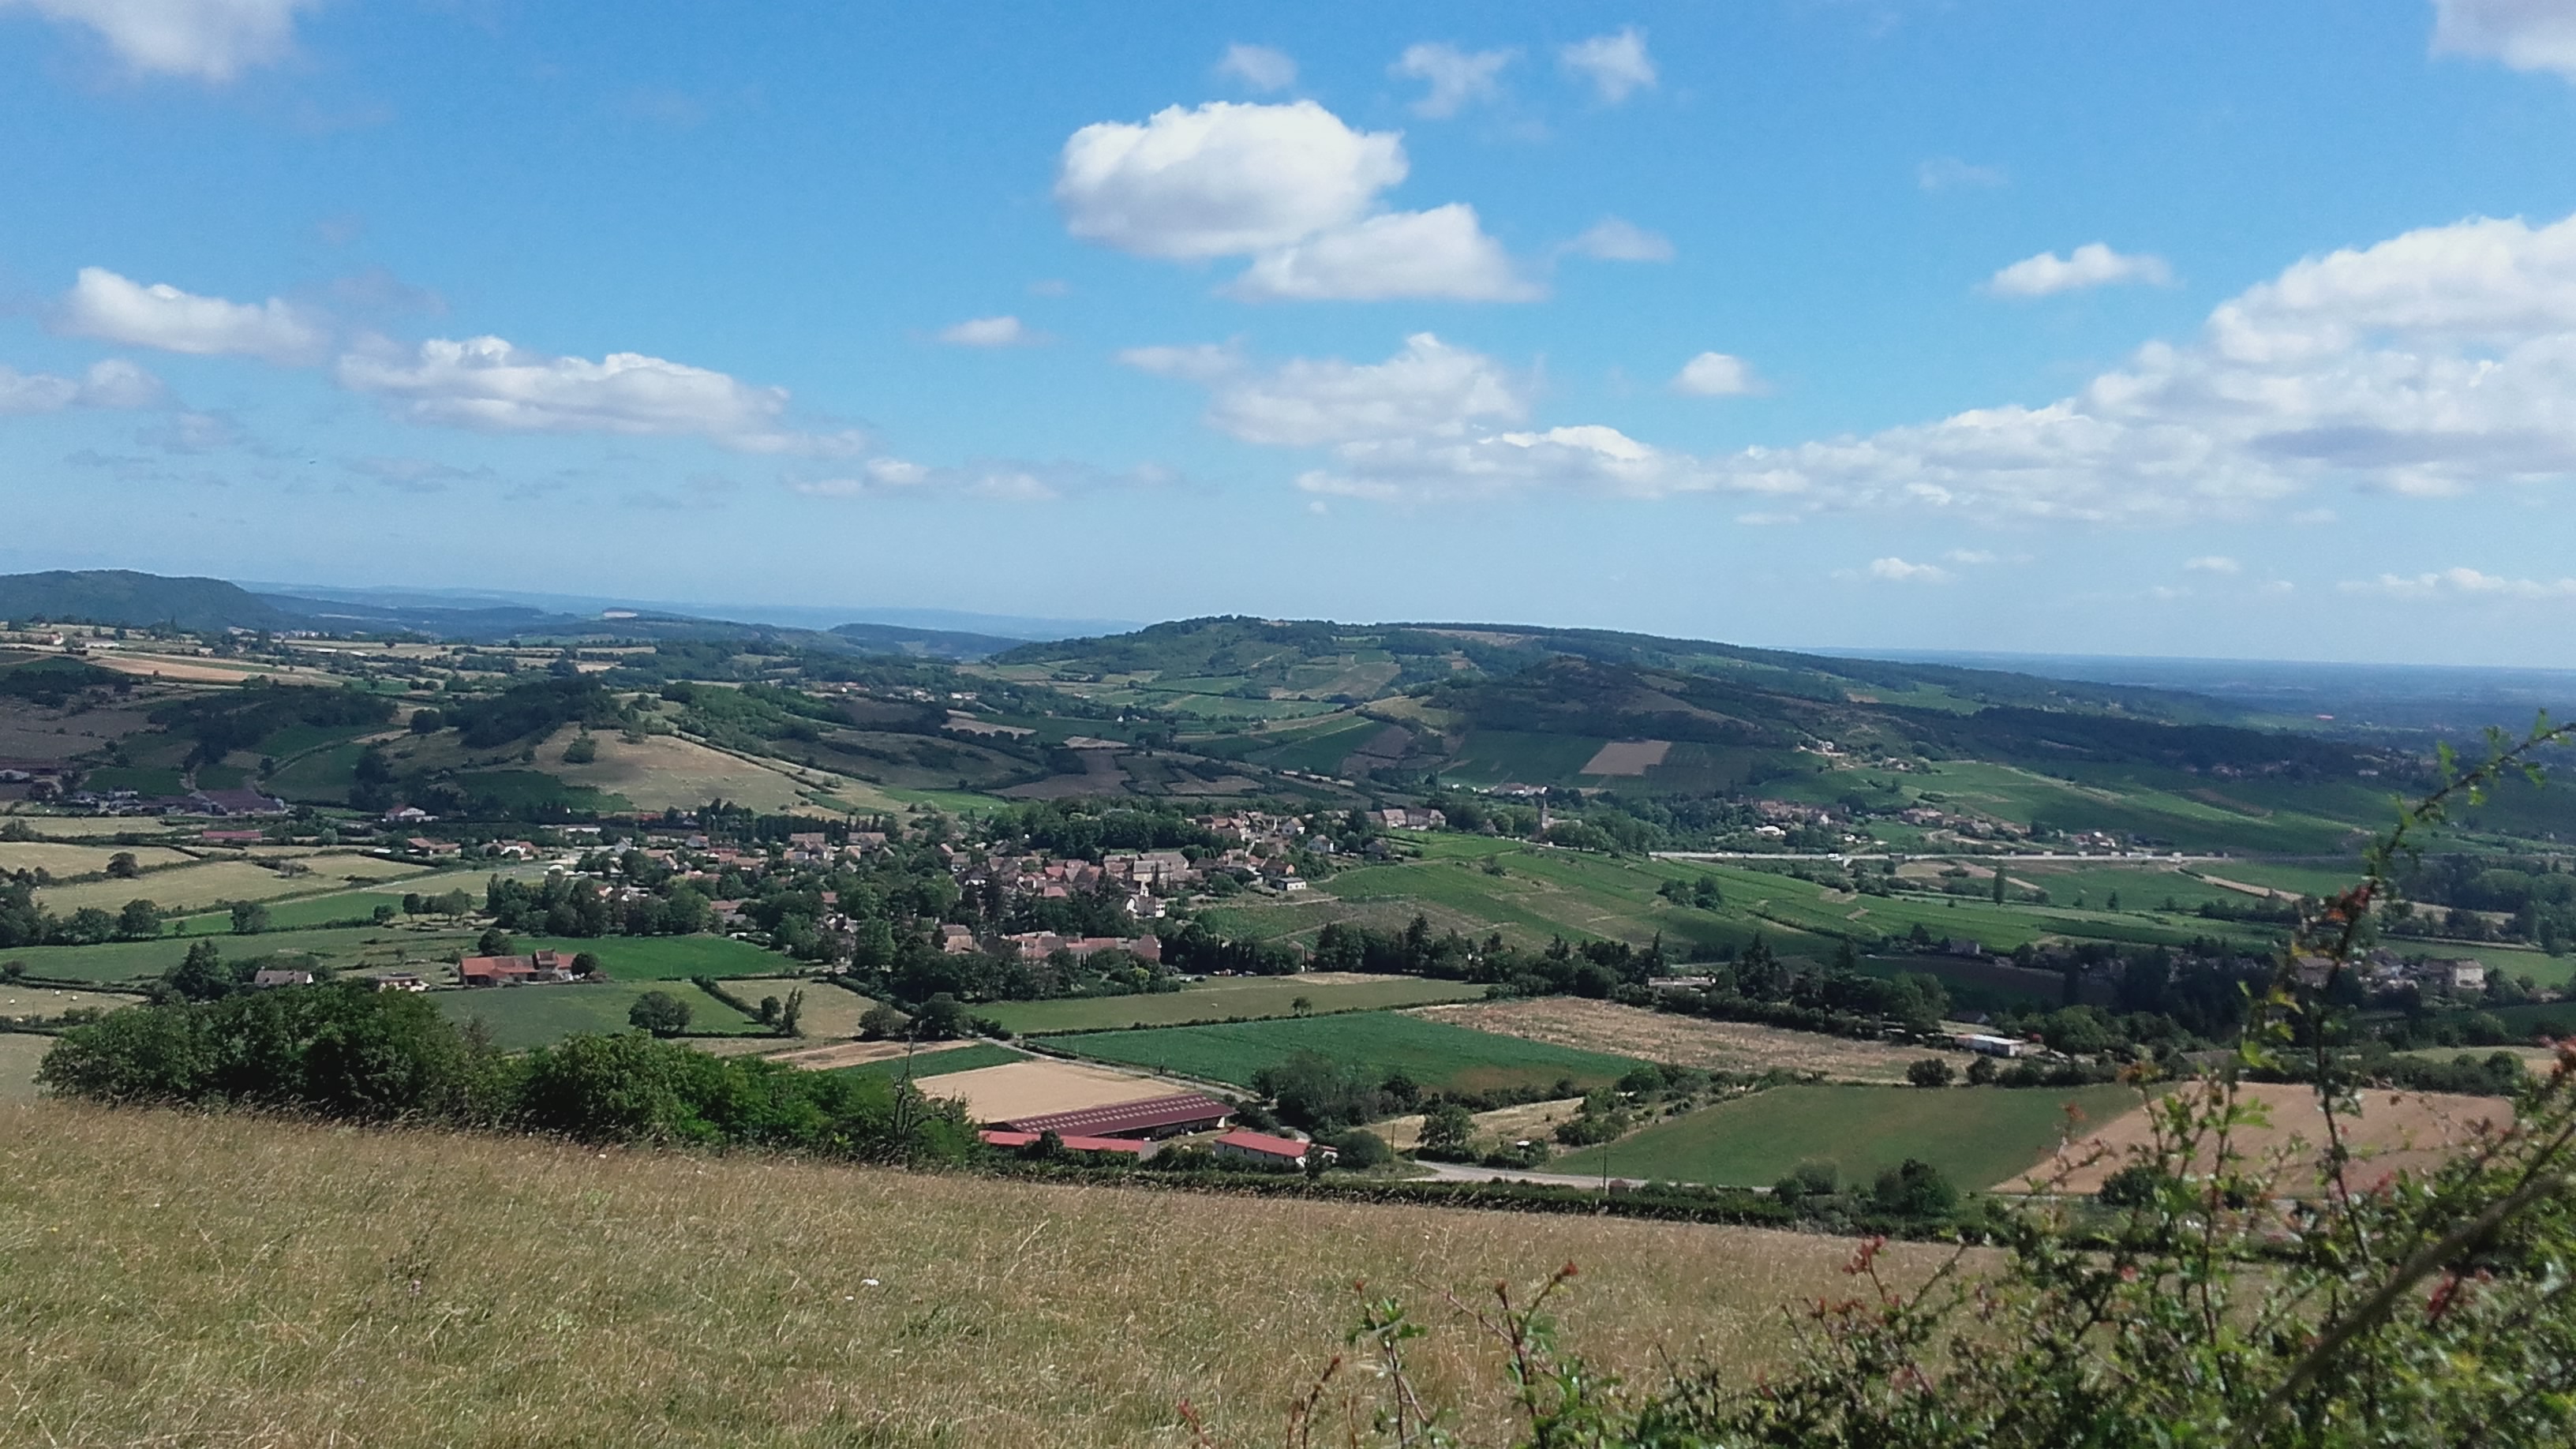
0;1035;47;1099
2015;1080;2517;1193
1417;998;1931;1084
0;1100;1934;1447
0;841;195;874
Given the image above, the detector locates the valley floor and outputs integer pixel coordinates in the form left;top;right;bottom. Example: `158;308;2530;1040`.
0;1101;1949;1448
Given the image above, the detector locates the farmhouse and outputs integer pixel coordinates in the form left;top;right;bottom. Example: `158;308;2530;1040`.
458;950;587;987
1212;1130;1335;1170
998;1092;1232;1140
250;968;314;989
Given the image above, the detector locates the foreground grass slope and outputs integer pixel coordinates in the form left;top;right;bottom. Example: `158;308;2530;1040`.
0;1101;1935;1448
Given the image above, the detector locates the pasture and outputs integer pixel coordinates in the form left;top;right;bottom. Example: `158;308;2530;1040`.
1054;1011;1648;1097
0;1099;1955;1447
982;973;1488;1035
0;985;141;1020
1551;1082;2144;1191
835;1042;1032;1084
514;934;791;982
436;980;766;1052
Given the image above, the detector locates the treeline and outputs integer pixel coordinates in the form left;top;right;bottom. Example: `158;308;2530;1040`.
36;985;979;1162
1309;915;1669;997
986;799;1222;859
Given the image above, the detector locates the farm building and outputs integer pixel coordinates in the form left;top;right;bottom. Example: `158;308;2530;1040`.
979;1129;1149;1158
1212;1130;1335;1170
998;1092;1231;1140
250;968;314;989
459;950;587;987
374;972;429;993
1953;1032;2027;1058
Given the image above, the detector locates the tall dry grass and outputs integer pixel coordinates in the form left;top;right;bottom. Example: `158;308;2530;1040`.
0;1100;1950;1447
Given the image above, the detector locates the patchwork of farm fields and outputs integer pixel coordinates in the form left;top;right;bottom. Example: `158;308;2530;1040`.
0;924;474;985
1552;1082;2144;1191
36;853;437;915
1054;1010;1648;1095
983;973;1488;1035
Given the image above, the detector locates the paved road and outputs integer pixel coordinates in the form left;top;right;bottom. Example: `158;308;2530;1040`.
1410;1159;1661;1191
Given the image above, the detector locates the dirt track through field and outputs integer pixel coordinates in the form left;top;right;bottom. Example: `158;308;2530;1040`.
2011;1080;2514;1193
1413;999;1930;1083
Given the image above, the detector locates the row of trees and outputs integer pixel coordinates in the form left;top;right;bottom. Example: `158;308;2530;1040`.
36;984;979;1163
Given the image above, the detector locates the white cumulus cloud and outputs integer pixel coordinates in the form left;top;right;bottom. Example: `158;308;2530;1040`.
2184;555;2241;574
58;267;326;364
1055;101;1406;260
1215;42;1297;92
936;315;1035;347
1055;99;1531;302
0;0;318;80
1228;204;1535;302
335;335;859;455
1391;41;1514;118
2342;567;2576;601
1671;351;1761;397
1865;557;1955;584
1563;216;1674;262
1986;243;2174;298
1128;331;1525;449
2432;0;2576;80
1559;26;1656;103
0;358;164;414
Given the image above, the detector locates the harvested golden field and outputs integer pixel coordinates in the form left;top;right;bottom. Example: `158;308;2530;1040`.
0;841;193;874
926;1057;1179;1121
732;976;874;1038
2015;1080;2516;1193
0;1101;1938;1447
540;728;891;814
1416;998;1930;1084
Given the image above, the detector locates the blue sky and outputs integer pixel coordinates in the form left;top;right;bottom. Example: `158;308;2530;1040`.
4;1;2576;664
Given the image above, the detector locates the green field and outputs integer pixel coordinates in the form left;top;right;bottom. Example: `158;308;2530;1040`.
836;1042;1031;1082
1055;1011;1647;1096
0;925;473;985
511;934;792;981
436;980;765;1052
1552;1082;2145;1191
983;975;1491;1035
